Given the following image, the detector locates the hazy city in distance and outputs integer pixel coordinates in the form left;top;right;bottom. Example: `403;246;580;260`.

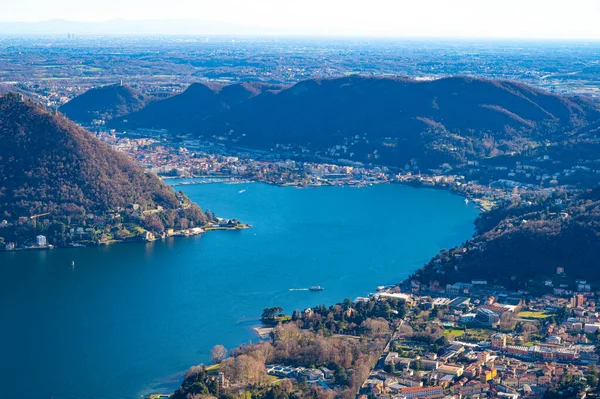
2;2;600;399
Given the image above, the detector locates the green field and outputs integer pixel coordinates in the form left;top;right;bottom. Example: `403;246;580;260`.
443;328;465;338
519;311;552;319
205;363;221;375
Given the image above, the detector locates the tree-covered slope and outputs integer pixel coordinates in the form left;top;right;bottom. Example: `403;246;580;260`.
110;81;282;131
219;76;599;166
59;83;148;123
110;76;600;168
413;187;600;290
0;93;207;246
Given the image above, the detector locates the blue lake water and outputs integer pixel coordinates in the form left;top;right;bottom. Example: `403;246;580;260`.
0;182;479;399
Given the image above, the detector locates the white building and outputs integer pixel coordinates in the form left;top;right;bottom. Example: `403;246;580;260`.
36;235;47;246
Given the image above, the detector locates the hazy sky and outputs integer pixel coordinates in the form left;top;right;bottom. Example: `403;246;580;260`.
2;0;600;38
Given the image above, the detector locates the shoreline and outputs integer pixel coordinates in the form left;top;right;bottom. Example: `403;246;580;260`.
3;176;482;253
143;178;485;398
0;223;252;252
166;175;489;213
3;179;481;399
252;325;275;339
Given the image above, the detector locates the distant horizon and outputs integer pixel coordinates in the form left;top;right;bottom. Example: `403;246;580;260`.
2;0;600;40
2;19;600;41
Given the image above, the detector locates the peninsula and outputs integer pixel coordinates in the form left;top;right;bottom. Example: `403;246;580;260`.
0;93;247;251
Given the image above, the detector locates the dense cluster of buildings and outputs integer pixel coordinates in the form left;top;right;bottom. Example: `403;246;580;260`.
93;127;596;221
257;277;599;399
355;279;600;399
96;132;392;187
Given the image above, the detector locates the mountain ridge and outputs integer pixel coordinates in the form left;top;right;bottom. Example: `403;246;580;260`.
105;76;600;168
111;81;283;131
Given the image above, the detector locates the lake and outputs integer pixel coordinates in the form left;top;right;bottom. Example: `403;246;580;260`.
0;182;479;399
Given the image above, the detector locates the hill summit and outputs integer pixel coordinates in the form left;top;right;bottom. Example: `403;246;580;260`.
59;83;148;123
110;81;282;131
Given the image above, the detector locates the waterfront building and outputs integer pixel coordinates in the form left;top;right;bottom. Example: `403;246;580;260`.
36;235;47;246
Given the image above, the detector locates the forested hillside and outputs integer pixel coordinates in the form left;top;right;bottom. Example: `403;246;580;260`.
59;83;149;123
0;93;208;247
106;76;600;168
413;186;600;290
110;81;282;131
218;76;599;167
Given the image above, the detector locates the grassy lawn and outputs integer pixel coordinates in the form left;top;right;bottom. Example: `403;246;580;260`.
443;328;465;338
452;327;495;341
448;327;495;342
466;328;495;339
477;199;496;211
266;375;280;384
206;363;221;375
519;311;552;319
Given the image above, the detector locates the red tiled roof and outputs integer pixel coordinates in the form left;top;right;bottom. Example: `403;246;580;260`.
399;386;443;394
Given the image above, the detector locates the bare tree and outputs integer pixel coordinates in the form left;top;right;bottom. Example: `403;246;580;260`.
362;318;391;338
235;354;266;385
499;312;518;331
220;358;236;381
211;344;228;364
519;322;539;342
279;378;294;393
397;324;414;337
184;364;206;383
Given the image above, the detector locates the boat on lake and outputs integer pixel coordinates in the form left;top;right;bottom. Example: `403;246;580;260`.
309;286;324;292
